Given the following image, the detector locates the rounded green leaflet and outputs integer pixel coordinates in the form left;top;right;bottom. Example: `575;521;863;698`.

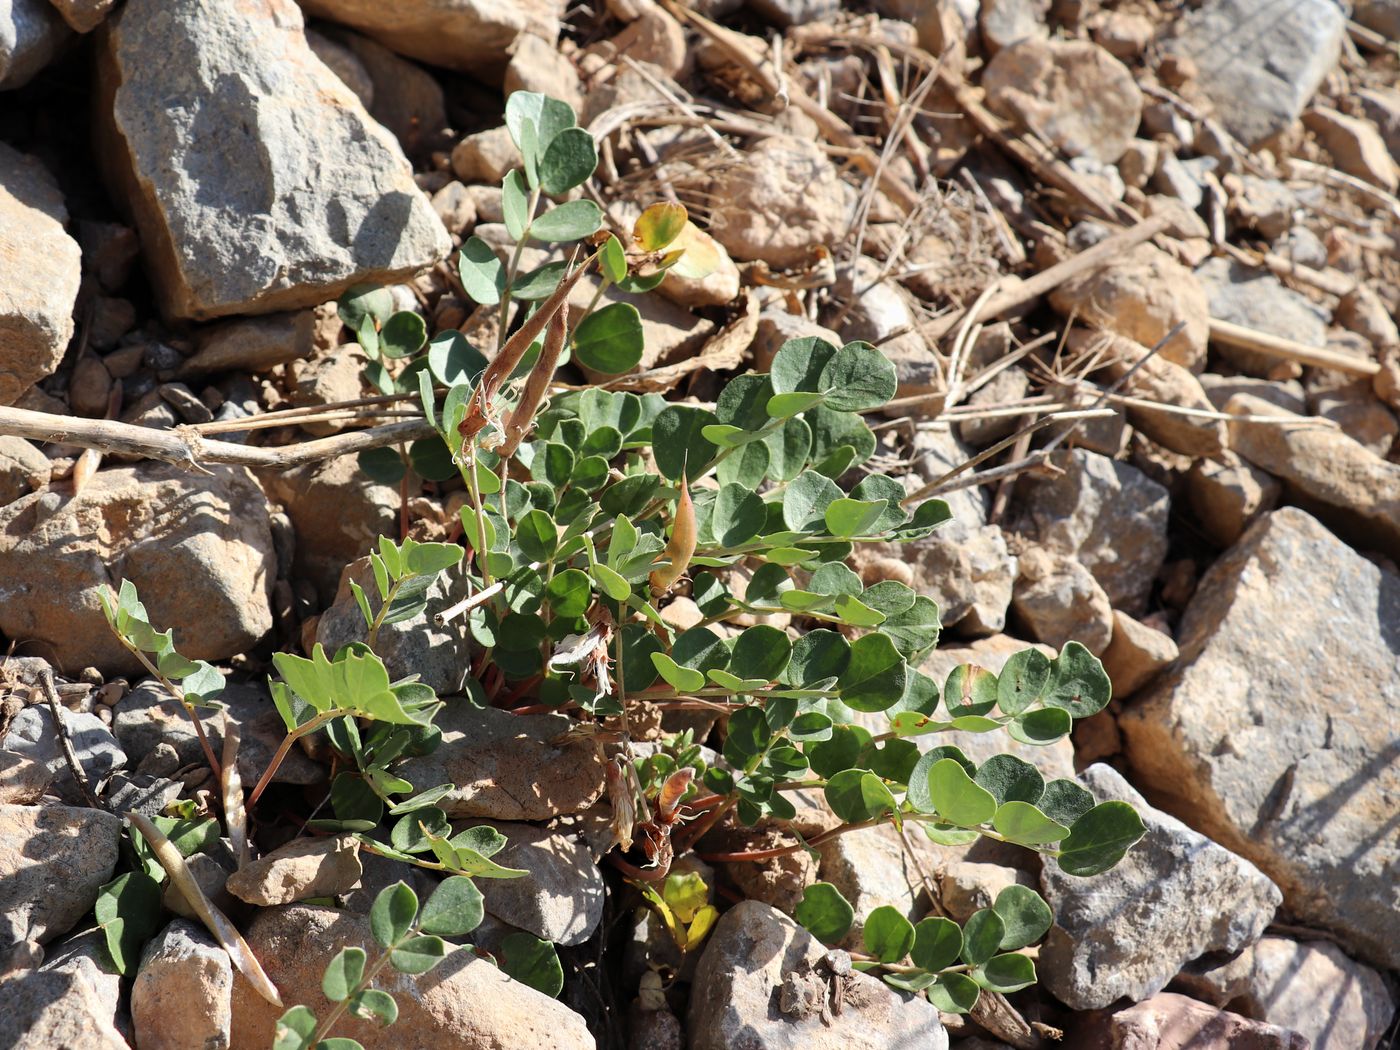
1038;778;1096;827
781;470;843;532
370;881;418;948
823;768;897;822
500;932;564;997
390;934;449;974
879;596;941;661
794;882;854;944
1007;707;1073;745
928;973;980;1013
729;624;791;682
992;801;1070;846
457;235;506;305
806;723;866;778
409;436;456;481
992;884;1054;951
785;628;850;686
836;633;907;712
652;404;719;480
770;336;839;394
942;663;999;717
824;497;888;538
910;915;962;972
545;568;591;619
599;234;627;283
960;908;1005;966
713;484;766;546
529;199;603;241
863;906;915;963
717;439;770;489
975;953;1037;993
511;259;569;300
671;626;730;673
903;746;973;812
539;126;597;195
573;301;644;375
996;648;1053;715
418;875;485;937
379;310;427;359
716;372;775;430
95;871;162;974
817;341;897;412
763;416;812;481
1045;641;1113;717
273;1005;317;1050
505;91;576;161
322;946;366;1002
927;758;997;827
358;446;405;485
515;509;558;561
1056;800;1147;876
348;988;398;1027
651;652;705;692
808;562;863;597
973;754;1045;805
722;706;771;764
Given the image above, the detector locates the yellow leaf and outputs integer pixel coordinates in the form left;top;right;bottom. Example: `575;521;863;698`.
634;201;688;251
684;905;720;951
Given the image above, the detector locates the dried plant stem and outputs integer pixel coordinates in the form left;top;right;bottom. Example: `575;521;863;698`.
40;670;103;810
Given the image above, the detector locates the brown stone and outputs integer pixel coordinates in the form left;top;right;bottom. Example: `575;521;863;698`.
1100;610;1178;698
226;835;362;906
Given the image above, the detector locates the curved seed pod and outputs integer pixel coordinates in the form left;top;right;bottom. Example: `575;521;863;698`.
479;250;588;406
128;811;282;1007
497;310;568;458
220;712;249;868
649;473;696;594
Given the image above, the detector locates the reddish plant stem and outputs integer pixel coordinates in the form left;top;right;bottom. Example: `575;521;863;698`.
697;817;881;863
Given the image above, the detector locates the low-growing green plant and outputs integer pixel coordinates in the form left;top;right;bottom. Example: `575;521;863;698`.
274;878;478;1050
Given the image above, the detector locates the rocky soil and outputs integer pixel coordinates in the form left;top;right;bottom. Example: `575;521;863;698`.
1;0;1398;1048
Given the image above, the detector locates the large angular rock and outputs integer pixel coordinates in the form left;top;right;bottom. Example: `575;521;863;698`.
1121;508;1400;969
2;706;126;802
1177;936;1396;1050
0;0;69;89
94;0;450;322
299;0;563;79
229;905;594;1048
398;703;606;820
1012;449;1170;615
1225;393;1400;554
1075;992;1308;1049
474;822;605;946
1164;0;1345;145
1196;258;1329;376
983;38;1142;164
0;463;274;676
131;920;233;1050
0;803;121;950
0;143;81;405
226;834;362;906
688;900;948;1050
0;966;130;1049
1039;764;1280;1010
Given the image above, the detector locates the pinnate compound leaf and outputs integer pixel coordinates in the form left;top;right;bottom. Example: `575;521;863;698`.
794;883;854;945
863;906;915;963
1056;801;1146;876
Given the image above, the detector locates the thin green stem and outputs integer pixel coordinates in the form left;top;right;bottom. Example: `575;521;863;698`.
366;577;404;652
496;189;541;349
310;937;401;1043
123;643;222;782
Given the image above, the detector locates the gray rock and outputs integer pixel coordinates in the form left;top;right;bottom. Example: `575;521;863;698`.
299;0;563;79
38;928;123;1021
2;706;126;801
1196;258;1329;376
0;803;121;950
1357;88;1400;162
114;679;324;788
1186;451;1281;548
0;462;274;676
1176;936;1396;1050
94;0;450;322
330;27;447;157
747;0;841;27
1078;992;1309;1049
315;555;470;696
1165;0;1346;145
0;0;68;89
131;920;232;1050
179;310;319;378
1039;764;1280;1010
0;964;130;1049
226;834;362;906
1012;449;1169;615
1121;507;1400;969
398;703;605;821
1199;373;1306;415
474;822;604;946
0;143;82;405
102;773;184;818
1011;547;1114;655
688;900;948;1050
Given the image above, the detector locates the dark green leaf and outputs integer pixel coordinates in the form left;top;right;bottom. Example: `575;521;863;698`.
863;905;915;963
380;311;426;359
370;881;418;948
927;972;981;1013
770;337;839;394
1007;707;1073;745
1056;801;1146;876
818;341;897;411
794;882;854;944
974;754;1045;806
539;126;597;195
910;916;962;972
1037;778;1096;827
993;884;1054;950
1045;641;1113;718
652;405;718;480
975;952;1036;993
927;758;997;827
996;648;1053;716
499;932;564;997
837;634;906;713
992;801;1070;846
729;625;791;683
390;935;449;974
961;909;1005;966
322;946;366;1002
347;988;398;1027
573;301;644;375
824;768;896;822
419;876;484;937
782;470;843;532
358;447;405;484
95;871;162;974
